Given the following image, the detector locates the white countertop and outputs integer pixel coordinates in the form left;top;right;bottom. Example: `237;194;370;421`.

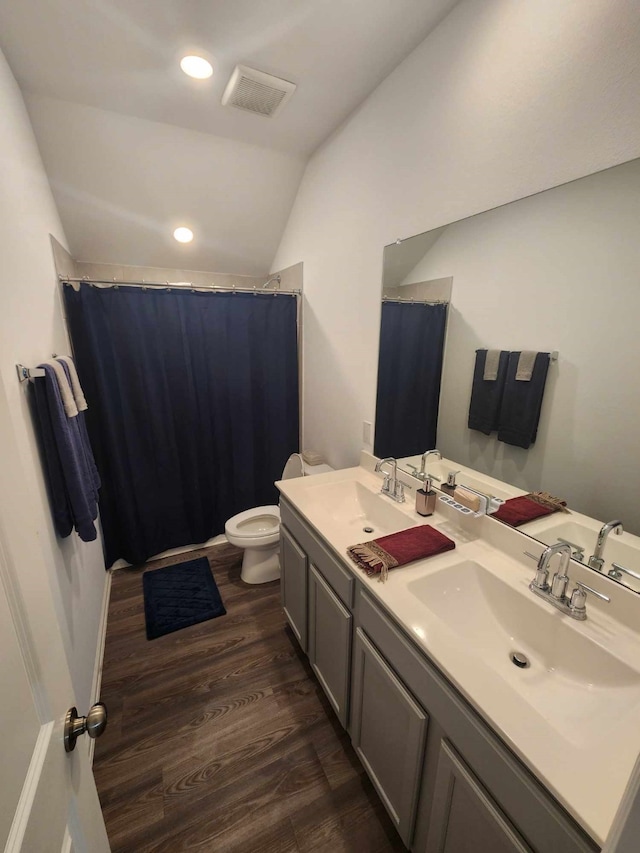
277;464;640;846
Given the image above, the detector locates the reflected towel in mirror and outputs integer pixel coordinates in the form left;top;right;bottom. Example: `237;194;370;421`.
498;352;550;448
492;491;568;527
468;349;509;434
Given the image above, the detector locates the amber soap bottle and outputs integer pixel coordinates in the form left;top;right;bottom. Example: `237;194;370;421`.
415;475;437;517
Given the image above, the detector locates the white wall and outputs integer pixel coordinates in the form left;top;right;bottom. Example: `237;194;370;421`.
271;0;640;471
403;159;640;531
0;49;107;709
25;94;307;276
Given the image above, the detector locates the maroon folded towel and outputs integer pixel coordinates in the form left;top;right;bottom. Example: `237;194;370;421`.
347;525;455;582
492;492;567;527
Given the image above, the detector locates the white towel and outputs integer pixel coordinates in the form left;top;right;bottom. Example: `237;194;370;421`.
483;350;501;381
516;351;537;382
44;359;78;417
56;356;88;412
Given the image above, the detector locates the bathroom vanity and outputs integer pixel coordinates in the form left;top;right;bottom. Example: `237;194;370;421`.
276;463;640;852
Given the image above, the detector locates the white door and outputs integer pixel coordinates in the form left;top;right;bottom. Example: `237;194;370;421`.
0;376;109;853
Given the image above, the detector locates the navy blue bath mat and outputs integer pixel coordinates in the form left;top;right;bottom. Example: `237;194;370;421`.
143;557;226;640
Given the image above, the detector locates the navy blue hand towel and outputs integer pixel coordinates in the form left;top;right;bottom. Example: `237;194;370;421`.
497;352;550;449
33;363;100;541
468;349;509;434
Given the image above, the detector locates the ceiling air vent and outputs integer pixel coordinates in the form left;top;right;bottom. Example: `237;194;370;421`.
221;65;296;118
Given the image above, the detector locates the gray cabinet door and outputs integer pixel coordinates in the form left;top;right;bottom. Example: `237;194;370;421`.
280;526;308;652
351;627;428;848
308;564;352;728
426;740;533;853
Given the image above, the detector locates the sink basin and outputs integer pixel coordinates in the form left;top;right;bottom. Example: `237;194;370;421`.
305;479;412;538
407;560;640;745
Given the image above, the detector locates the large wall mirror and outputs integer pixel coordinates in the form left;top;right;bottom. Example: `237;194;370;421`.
375;157;640;591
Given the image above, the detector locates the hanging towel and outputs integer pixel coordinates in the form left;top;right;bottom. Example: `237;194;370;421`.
497;352;550;449
492;491;568;527
515;350;537;381
33;363;100;541
468;349;509;434
347;525;455;583
58;360;101;494
483;349;502;381
56;355;88;411
45;358;78;417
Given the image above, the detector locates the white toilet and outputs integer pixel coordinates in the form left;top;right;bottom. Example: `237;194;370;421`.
225;453;333;584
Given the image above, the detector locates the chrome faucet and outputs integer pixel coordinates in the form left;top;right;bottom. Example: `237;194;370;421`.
525;542;610;620
375;457;405;503
529;542;573;599
418;448;442;482
588;520;623;572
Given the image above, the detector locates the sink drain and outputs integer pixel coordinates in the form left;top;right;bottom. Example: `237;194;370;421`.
510;651;530;669
363;527;374;534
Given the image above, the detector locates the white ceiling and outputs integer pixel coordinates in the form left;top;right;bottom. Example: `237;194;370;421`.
0;0;459;273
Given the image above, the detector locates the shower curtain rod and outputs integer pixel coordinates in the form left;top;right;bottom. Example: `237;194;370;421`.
382;296;448;305
58;275;300;296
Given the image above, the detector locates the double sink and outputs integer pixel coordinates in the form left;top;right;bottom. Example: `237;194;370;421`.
289;466;640;843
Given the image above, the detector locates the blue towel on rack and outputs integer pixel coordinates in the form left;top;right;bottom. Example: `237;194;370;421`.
468;349;509;434
497;352;550;449
33;363;100;541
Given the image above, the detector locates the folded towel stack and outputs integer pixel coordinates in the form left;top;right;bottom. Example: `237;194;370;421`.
492;491;568;527
347;525;456;583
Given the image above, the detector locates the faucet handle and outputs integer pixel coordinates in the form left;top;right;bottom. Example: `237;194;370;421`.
573;581;610;602
609;562;640;582
394;481;405;502
569;581;610;619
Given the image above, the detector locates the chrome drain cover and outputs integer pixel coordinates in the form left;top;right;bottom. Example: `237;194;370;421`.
363;527;374;534
510;651;530;669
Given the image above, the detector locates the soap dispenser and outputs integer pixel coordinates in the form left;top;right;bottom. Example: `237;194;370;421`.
416;475;437;517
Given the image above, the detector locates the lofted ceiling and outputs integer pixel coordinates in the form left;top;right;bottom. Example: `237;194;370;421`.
0;0;459;274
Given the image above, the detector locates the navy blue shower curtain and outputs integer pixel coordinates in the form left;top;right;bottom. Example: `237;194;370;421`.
64;284;299;568
374;301;447;459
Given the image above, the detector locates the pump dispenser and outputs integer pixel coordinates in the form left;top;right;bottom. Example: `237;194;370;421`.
416;475;437;517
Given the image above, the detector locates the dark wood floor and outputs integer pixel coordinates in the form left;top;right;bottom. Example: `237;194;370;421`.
94;543;406;852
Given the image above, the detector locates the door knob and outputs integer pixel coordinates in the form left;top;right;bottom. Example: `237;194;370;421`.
64;702;108;752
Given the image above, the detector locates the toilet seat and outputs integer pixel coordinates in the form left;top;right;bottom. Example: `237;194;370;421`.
224;454;334;583
225;505;280;546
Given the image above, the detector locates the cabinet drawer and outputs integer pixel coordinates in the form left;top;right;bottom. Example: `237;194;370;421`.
357;588;598;853
281;499;354;607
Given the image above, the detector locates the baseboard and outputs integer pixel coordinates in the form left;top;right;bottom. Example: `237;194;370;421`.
110;534;228;571
88;569;112;765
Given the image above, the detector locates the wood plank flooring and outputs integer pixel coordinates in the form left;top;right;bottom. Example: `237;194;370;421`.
94;543;406;852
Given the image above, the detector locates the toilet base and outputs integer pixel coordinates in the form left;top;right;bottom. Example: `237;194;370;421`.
240;543;280;584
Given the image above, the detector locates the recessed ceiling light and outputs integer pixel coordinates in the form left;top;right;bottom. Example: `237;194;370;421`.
180;55;213;80
173;227;194;243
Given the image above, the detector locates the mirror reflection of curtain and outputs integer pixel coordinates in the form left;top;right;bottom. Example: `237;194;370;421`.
64;284;299;567
374;301;447;459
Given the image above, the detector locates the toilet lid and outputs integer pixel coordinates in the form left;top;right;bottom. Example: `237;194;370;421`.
225;505;280;538
281;453;304;480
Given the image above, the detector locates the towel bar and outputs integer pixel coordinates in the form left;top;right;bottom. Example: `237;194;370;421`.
16;364;45;382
